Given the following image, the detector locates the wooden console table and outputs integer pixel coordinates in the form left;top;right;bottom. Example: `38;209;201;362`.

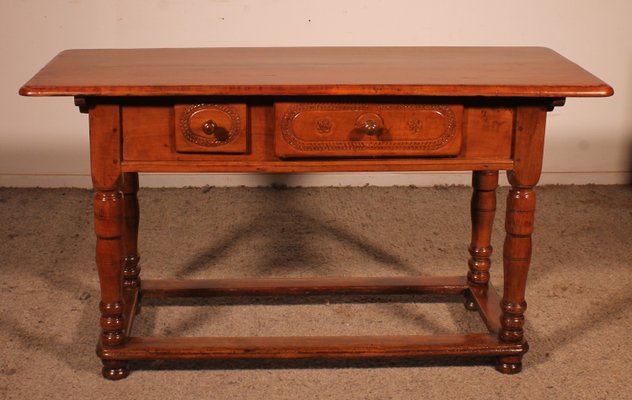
20;47;612;379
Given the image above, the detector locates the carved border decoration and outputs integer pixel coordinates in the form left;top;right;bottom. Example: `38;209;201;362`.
180;104;241;147
281;103;458;153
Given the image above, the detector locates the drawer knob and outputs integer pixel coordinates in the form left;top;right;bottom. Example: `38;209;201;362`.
202;120;217;135
361;119;380;135
355;113;385;136
202;119;230;141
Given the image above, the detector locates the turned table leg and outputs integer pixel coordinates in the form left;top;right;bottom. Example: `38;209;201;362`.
465;170;499;310
497;182;535;373
122;172;141;296
496;106;547;374
94;188;127;379
90;104;129;380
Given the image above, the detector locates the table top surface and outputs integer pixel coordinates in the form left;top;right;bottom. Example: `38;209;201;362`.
20;47;613;98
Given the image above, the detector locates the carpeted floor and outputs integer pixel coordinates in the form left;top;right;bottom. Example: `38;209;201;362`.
1;185;631;399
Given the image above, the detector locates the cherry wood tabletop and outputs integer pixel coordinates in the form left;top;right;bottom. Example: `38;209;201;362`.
20;47;613;97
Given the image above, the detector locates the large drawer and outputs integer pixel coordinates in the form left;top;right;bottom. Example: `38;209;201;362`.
275;103;463;158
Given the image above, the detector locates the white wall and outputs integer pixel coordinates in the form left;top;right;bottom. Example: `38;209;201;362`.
1;0;630;187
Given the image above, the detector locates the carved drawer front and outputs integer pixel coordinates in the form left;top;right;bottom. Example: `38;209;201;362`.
275;103;463;158
175;103;248;153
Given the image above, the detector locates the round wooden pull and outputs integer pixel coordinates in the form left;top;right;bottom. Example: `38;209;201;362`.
202;120;217;135
355;113;384;136
361;119;380;135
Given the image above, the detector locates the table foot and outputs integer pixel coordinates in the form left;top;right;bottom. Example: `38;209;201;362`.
495;355;522;374
102;360;130;380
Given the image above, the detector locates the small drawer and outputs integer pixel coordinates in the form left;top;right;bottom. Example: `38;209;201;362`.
275;103;463;158
175;103;248;153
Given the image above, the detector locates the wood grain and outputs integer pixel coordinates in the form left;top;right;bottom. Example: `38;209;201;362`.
121;172;141;291
98;334;527;360
120;159;514;173
89;104;129;379
467;171;499;285
141;276;469;298
121;101;515;168
274;102;463;158
469;282;503;334
20;47;613;97
496;106;547;374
